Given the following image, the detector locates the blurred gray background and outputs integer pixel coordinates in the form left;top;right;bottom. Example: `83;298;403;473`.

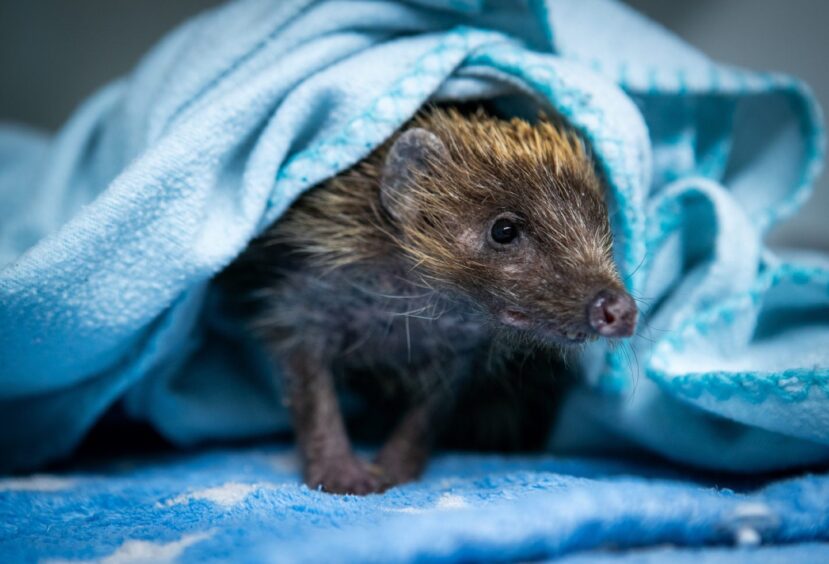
1;0;827;250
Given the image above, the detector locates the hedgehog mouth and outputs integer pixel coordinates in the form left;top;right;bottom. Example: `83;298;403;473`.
499;308;533;329
499;309;591;345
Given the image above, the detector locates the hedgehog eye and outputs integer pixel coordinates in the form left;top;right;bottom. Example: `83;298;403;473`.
489;216;520;246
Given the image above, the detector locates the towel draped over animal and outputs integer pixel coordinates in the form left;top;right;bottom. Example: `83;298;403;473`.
1;0;827;476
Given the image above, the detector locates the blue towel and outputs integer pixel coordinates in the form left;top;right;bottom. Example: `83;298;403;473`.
0;0;827;478
2;446;829;562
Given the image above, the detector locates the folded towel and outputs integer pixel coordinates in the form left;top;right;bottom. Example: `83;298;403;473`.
0;0;826;475
3;446;829;562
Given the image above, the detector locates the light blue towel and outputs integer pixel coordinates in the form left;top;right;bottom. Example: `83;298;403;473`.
1;0;827;477
2;446;829;562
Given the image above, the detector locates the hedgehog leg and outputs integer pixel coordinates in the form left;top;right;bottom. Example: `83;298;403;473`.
282;349;383;495
374;394;443;489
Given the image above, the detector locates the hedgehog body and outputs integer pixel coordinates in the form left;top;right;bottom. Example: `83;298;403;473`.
226;105;636;494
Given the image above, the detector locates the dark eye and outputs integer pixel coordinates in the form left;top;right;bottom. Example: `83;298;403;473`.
490;217;519;245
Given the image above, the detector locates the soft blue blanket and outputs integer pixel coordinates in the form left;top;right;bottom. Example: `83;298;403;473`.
1;0;828;559
2;446;829;562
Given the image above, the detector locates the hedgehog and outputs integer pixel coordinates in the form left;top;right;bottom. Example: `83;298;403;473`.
223;104;637;494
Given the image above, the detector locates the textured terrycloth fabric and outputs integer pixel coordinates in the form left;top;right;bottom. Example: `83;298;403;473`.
0;0;827;477
2;446;829;562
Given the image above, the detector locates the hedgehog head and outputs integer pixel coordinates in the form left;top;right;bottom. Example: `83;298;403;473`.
380;107;637;345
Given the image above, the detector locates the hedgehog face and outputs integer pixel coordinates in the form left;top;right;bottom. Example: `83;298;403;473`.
380;109;637;346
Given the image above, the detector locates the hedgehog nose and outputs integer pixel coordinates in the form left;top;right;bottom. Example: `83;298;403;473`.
587;289;637;338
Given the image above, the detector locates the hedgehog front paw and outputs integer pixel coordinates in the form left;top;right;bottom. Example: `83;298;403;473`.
305;453;383;495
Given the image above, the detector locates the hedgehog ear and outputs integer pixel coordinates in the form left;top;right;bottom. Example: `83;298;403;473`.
380;128;448;223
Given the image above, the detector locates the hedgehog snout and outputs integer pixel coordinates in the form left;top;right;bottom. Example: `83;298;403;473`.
586;289;637;338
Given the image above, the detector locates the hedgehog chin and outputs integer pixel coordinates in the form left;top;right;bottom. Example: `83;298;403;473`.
539;326;591;346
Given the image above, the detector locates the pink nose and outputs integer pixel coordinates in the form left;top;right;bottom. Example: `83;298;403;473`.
587;289;637;338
